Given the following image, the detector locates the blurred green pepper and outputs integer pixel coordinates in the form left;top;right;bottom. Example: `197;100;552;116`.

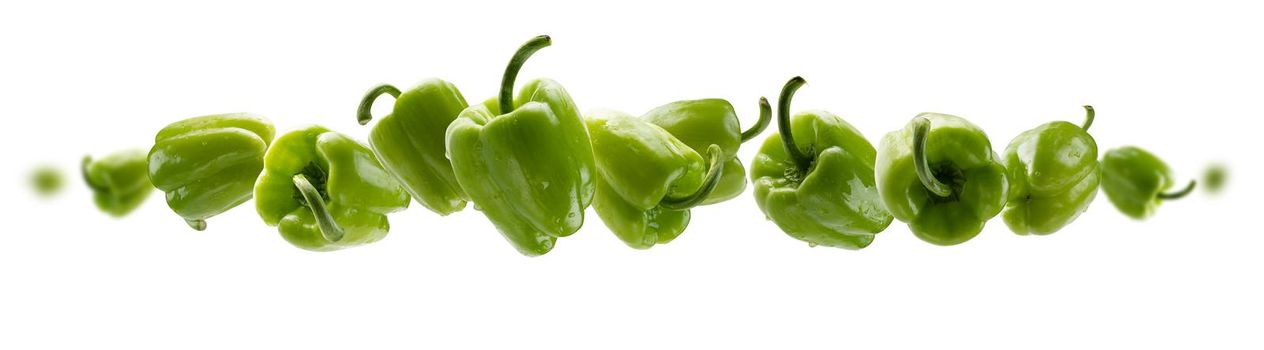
1001;106;1101;235
31;166;64;197
1100;146;1195;219
148;113;274;230
642;97;770;205
1202;163;1227;194
83;150;153;217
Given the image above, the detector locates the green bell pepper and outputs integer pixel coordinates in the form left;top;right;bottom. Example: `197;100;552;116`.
1001;106;1101;235
254;126;410;251
1202;163;1227;194
751;77;893;249
1100;146;1195;219
876;112;1009;246
446;35;595;256
148;113;274;230
356;78;470;216
587;109;725;249
31;166;64;197
82;150;153;217
642;97;770;205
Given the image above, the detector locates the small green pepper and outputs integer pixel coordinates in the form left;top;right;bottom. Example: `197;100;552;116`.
446;35;595;256
356;78;470;216
1001;106;1101;235
1202;163;1228;194
148;113;274;230
1100;146;1195;219
82;150;154;217
642;97;770;205
587;109;724;249
876;112;1009;246
254;126;410;251
31;166;64;197
750;77;893;249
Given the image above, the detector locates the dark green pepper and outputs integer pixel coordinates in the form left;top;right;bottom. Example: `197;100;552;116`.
148;113;274;230
1100;146;1195;219
750;77;893;249
83;150;154;217
1001;106;1101;235
587;109;724;249
876;112;1009;246
357;78;470;216
445;35;595;256
642;97;770;205
254;126;410;251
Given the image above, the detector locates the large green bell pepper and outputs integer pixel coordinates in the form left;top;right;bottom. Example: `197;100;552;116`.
876;112;1009;246
148;113;274;230
1001;106;1101;235
82;150;154;217
587;109;724;249
1100;146;1195;219
254;126;410;251
751;77;893;249
445;35;595;256
642;97;770;205
356;78;470;216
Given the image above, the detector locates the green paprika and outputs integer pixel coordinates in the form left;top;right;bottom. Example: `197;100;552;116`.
642;97;770;205
254;126;410;251
83;150;153;217
587;109;725;249
876;112;1009;246
445;35;596;256
148;113;274;230
750;77;893;249
1202;163;1227;194
1001;106;1101;235
356;78;470;216
1100;146;1195;219
31;166;64;197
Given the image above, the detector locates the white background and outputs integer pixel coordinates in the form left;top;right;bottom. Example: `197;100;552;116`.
2;0;1260;348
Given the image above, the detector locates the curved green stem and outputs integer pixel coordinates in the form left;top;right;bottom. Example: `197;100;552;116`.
356;84;401;125
80;156;108;193
913;116;953;197
777;76;811;170
185;219;207;231
739;97;772;143
1081;105;1095;131
499;35;552;114
660;144;725;210
1157;180;1196;200
293;174;345;242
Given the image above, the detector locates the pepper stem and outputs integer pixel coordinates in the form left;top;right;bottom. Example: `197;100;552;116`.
913;116;953;197
499;35;552;114
356;84;402;125
293;174;345;242
185;219;207;231
1081;105;1095;131
660;144;726;210
1157;180;1196;200
739;97;773;143
777;76;811;170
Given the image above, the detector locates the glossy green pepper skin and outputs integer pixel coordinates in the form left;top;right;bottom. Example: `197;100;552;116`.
255;126;410;252
876;113;1009;246
751;77;893;249
642;97;770;205
1001;106;1101;235
148;113;274;230
587;109;724;249
445;36;595;256
356;78;470;216
82;150;154;217
1100;146;1195;219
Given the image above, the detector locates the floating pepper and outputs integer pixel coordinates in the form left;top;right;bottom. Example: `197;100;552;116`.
642;97;770;205
357;78;470;216
1001;106;1101;235
446;35;595;256
83;150;153;217
31;166;64;197
1100;146;1195;219
587;109;724;249
876;112;1008;246
148;113;275;230
1202;163;1228;194
750;77;893;249
254;126;410;251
